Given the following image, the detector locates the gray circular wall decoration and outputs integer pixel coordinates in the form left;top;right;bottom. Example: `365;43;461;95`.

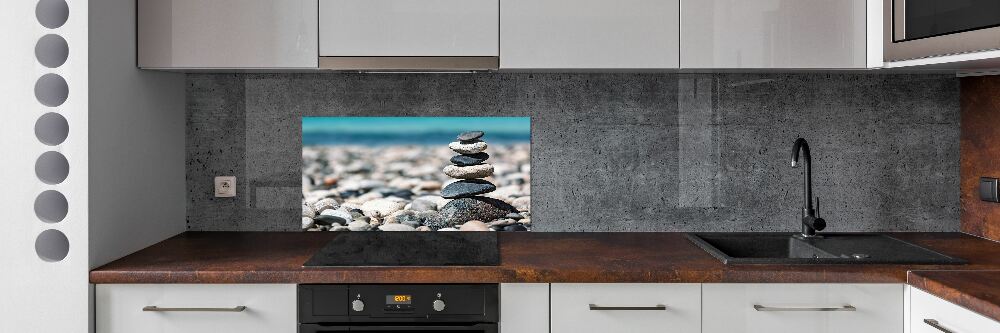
35;112;69;145
34;0;72;265
34;73;69;107
34;190;68;223
35;151;69;185
35;34;68;68
35;229;69;262
36;0;69;29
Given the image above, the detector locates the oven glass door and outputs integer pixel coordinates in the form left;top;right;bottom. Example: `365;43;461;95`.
899;0;1000;41
300;324;498;333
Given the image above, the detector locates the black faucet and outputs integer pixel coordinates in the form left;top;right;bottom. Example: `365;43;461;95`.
791;138;826;237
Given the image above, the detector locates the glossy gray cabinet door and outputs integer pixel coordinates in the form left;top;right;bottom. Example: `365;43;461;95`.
680;0;871;69
501;0;680;69
319;0;499;57
138;0;318;69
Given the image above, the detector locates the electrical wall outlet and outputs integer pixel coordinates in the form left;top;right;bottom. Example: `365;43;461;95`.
215;176;236;197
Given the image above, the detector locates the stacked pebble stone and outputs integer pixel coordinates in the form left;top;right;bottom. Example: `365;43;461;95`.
436;131;526;231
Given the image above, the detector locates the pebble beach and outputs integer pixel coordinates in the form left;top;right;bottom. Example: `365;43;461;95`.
301;131;531;232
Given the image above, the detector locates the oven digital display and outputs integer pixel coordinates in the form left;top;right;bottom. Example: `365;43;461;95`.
386;295;412;305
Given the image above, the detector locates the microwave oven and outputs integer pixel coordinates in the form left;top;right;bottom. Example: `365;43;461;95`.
884;0;1000;62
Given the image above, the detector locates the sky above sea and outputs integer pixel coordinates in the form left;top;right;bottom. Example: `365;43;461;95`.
302;117;531;146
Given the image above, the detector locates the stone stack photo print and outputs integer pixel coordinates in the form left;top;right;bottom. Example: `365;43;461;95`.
301;117;531;232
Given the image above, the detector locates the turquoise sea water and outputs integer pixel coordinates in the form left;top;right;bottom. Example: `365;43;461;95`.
302;117;531;146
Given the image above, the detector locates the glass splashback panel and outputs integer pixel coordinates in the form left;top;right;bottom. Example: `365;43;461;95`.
301;117;531;232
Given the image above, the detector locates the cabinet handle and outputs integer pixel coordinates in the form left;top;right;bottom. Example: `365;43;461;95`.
923;319;955;333
588;304;666;311
753;304;856;312
143;306;247;312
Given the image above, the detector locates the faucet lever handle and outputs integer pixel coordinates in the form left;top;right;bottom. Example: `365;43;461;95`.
815;196;820;218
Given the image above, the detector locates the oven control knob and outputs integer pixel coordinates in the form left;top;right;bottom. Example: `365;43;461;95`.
432;299;446;312
351;299;365;312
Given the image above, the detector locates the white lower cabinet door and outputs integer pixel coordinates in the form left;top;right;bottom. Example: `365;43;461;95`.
500;283;549;333
96;284;297;333
550;283;701;333
910;287;1000;333
702;283;904;333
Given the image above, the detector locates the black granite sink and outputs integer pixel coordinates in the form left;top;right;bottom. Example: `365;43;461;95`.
686;233;966;265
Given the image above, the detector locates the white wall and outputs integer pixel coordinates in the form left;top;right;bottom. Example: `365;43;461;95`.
0;0;185;331
88;0;186;269
0;0;90;331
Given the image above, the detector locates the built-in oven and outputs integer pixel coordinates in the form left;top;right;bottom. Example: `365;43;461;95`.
884;0;1000;61
299;284;498;333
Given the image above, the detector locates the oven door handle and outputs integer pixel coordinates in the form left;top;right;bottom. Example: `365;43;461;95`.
298;323;498;333
298;325;350;332
348;323;497;332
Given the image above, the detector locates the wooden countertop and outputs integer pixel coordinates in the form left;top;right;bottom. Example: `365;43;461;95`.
91;232;1000;284
908;270;1000;323
90;232;1000;320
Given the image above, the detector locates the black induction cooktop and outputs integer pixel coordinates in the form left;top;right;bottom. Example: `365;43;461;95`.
303;232;500;267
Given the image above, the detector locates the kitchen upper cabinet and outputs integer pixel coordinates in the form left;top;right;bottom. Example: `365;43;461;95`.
138;0;318;69
702;284;903;333
681;0;875;68
96;284;297;333
319;0;499;57
132;0;884;70
500;0;680;69
551;283;701;333
909;287;1000;333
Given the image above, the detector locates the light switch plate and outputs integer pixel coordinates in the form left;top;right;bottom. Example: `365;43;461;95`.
215;176;236;197
980;177;998;202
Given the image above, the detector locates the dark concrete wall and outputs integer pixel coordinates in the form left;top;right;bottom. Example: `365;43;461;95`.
186;73;960;232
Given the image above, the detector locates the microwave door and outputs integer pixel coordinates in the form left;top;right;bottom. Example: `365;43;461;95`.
885;0;1000;61
896;0;1000;42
